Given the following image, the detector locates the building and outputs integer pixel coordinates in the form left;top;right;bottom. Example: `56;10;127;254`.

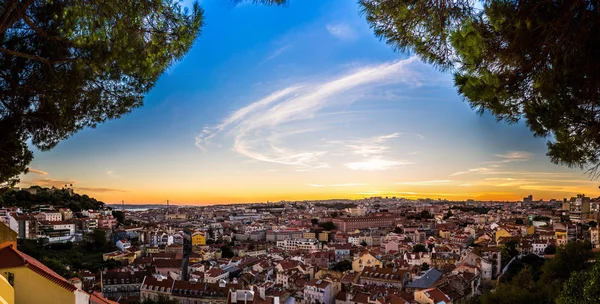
277;238;320;251
12;215;36;240
568;194;591;222
101;270;148;300
332;214;397;233
414;288;452;304
42;212;62;222
0;244;90;304
59;209;74;221
205;268;229;284
352;253;382;272
140;276;242;303
192;232;206;246
38;221;76;243
98;216;118;230
0;271;14;304
304;279;333;304
359;267;410;288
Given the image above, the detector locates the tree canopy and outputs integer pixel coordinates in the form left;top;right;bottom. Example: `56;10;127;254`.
361;0;600;174
0;0;285;187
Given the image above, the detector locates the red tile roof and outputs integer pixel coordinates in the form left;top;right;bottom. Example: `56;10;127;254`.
0;245;78;292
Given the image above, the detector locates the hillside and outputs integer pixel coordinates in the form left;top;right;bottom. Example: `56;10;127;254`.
0;187;104;211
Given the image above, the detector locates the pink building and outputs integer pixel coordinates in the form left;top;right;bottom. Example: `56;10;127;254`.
98;215;117;229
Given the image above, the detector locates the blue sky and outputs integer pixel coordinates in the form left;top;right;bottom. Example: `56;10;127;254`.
19;0;599;204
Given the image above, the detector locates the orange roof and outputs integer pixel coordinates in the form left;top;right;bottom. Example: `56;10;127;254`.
0;245;77;292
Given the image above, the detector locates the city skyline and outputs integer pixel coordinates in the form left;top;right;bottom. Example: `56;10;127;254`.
17;0;600;204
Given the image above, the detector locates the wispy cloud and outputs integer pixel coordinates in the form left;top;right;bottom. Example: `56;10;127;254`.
106;170;121;179
332;133;402;158
397;180;451;185
493;151;533;161
449;167;492;176
27;168;48;176
196;57;425;171
458;183;471;187
330;183;366;187
76;187;128;193
346;158;414;171
260;45;291;65
326;22;357;40
20;178;75;188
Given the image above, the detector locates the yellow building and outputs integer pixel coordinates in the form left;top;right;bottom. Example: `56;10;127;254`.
0;271;14;304
0;245;90;304
192;232;206;246
352;252;382;272
303;232;316;239
495;228;513;243
318;232;329;242
556;230;567;247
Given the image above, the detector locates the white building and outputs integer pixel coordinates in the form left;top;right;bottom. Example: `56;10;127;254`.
304;279;333;304
277;238;320;251
43;212;62;222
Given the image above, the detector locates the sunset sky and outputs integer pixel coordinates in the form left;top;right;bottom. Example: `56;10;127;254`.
18;0;600;204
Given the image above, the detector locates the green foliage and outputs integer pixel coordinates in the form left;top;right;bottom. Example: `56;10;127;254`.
478;241;593;303
361;0;600;172
332;260;352;272
0;0;203;186
17;238;119;278
482;266;544;304
515;218;524;225
532;215;550;222
421;262;429;271
557;262;600;304
311;218;319;225
412;244;427;253
450;206;494;214
360;240;368;247
314;202;356;210
140;294;180;304
220;245;234;258
0;188;103;211
443;210;453;220
393;226;403;234
500;240;519;269
318;221;336;231
544;245;556;255
420;210;434;219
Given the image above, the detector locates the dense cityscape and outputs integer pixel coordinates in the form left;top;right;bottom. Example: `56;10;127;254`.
0;186;598;303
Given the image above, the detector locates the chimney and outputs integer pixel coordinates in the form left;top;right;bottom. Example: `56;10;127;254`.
69;278;82;290
231;290;237;303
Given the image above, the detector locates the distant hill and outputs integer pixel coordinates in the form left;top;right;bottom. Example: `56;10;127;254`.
0;187;104;212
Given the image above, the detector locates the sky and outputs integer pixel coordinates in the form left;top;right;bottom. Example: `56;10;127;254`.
17;0;600;204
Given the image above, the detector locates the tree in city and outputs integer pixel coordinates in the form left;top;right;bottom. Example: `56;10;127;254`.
421;262;429;271
0;0;285;187
557;262;600;304
412;244;427;253
220;245;234;259
141;295;180;304
318;221;336;231
360;0;600;174
360;240;368;247
443;210;453;220
311;218;319;226
393;226;402;234
543;245;556;255
332;260;352;272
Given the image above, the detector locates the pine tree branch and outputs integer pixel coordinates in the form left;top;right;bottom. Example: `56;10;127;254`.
0;0;35;35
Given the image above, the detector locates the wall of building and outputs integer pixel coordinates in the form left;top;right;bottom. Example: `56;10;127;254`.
2;266;75;304
0;274;14;304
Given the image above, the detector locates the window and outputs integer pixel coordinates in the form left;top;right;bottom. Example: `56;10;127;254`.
6;272;14;286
